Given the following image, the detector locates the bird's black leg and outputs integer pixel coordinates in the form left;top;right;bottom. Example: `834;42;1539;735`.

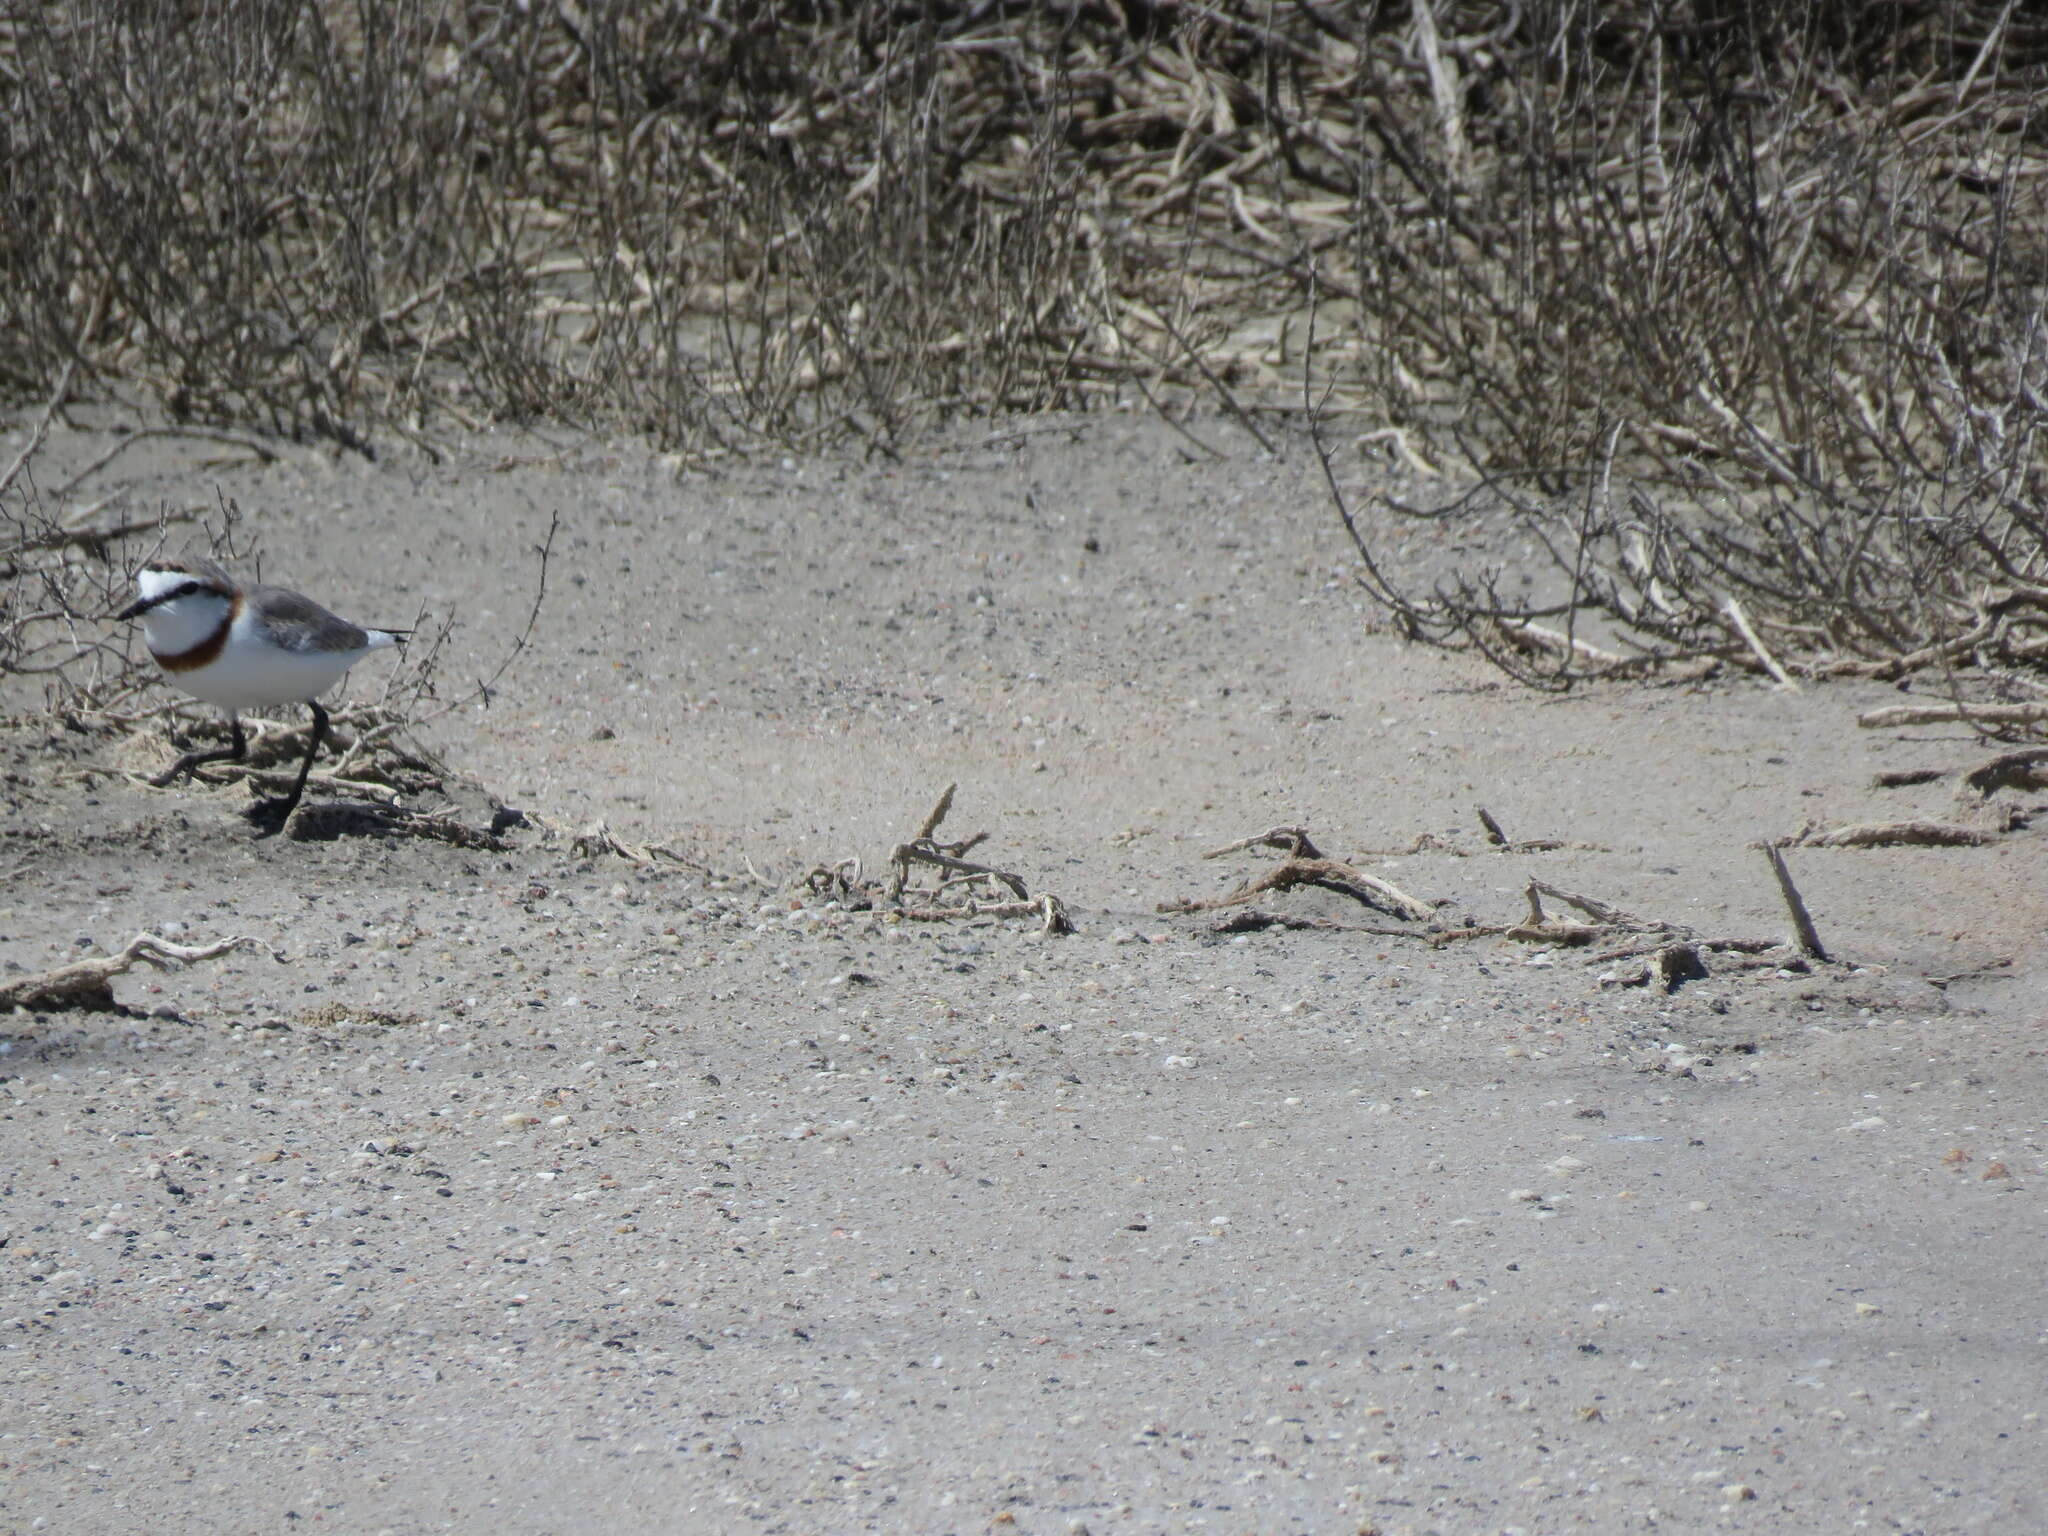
257;699;328;825
151;713;247;787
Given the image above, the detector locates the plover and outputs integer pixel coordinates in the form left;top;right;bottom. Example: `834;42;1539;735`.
116;554;408;824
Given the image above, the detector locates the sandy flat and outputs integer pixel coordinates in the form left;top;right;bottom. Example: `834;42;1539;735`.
2;415;2043;1534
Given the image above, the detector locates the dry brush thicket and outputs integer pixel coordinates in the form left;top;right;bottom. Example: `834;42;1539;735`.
3;2;2046;689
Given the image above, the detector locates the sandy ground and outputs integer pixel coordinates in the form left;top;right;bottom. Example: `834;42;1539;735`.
2;413;2045;1535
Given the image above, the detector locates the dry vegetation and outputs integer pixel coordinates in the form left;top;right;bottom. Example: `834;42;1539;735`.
3;1;2046;691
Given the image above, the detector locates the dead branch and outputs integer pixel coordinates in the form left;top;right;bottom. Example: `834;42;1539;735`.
891;842;1028;902
1497;876;1807;983
1425;924;1512;946
1872;767;1947;788
1411;0;1470;187
869;786;1070;932
1955;747;2048;808
289;803;512;851
1711;948;1815;975
1785;819;1997;849
1505;918;1604;946
202;766;406;805
1202;825;1326;860
1183;822;1434;921
0;506;213;582
1858;701;2048;731
533;815;695;867
804;857;865;900
914;783;958;841
1602;941;1711;991
900;893;1072;935
1496;621;1635;671
1762;845;1829;961
0;357;78;503
888;782;1002;901
1591;934;1790;965
1162;855;1435;922
0;933;269;1014
1525;879;1653;929
1207;908;1418;937
1721;596;1800;692
418;511;559;721
1470;806;1566;852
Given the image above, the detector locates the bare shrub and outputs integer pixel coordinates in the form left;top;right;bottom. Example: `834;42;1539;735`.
4;3;2046;689
0;472;216;727
0;3;1108;453
1302;4;2048;690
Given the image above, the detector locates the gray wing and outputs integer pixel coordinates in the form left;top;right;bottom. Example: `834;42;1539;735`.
247;583;371;654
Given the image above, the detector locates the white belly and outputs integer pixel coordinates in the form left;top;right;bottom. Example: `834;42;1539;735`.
172;610;377;708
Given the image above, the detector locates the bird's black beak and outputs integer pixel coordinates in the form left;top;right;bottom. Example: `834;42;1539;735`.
114;597;151;622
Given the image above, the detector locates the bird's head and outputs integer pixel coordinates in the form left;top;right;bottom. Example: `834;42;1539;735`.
116;556;240;657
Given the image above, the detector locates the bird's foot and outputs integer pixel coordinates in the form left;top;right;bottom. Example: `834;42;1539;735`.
151;746;243;789
244;795;302;835
150;756;208;789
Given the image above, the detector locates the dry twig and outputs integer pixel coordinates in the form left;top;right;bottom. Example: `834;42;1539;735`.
1722;596;1801;692
1524;879;1653;930
1471;806;1566;852
1;933;270;1014
1955;748;2048;809
1166;829;1435;922
1872;767;1947;789
1206;909;1416;937
1202;825;1325;860
531;815;695;868
1762;845;1829;962
1859;701;2048;731
816;784;1077;933
900;893;1074;936
1786;819;1997;849
889;783;1018;902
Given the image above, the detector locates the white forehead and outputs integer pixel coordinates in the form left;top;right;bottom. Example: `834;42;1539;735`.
137;567;205;601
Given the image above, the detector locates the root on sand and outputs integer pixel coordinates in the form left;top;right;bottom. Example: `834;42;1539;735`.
1163;819;1834;993
1;933;271;1014
795;784;1073;935
1161;825;1435;923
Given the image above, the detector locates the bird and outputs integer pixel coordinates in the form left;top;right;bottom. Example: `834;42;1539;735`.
115;554;408;826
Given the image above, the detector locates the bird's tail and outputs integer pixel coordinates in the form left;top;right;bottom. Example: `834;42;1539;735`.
366;628;411;649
